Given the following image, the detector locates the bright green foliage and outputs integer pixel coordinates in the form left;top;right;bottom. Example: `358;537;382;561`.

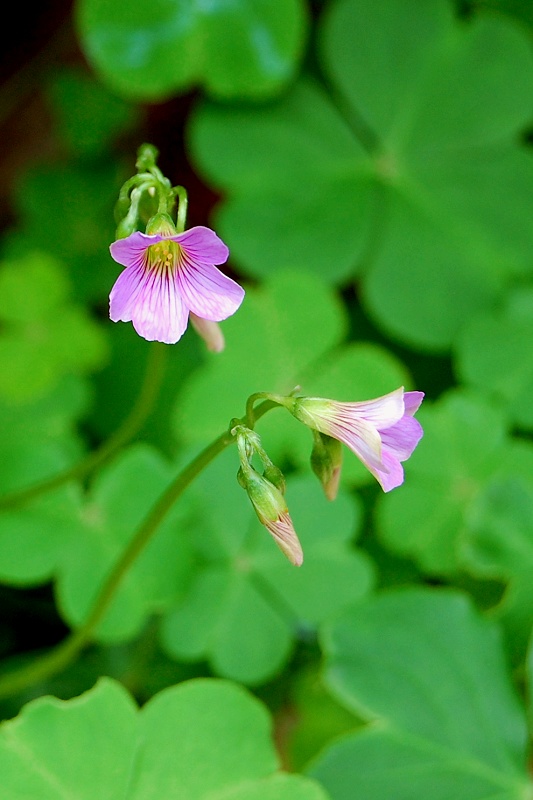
375;390;533;576
0;442;85;585
286;666;363;771
174;270;412;484
455;287;533;430
0;677;329;799
310;589;531;800
0;374;89;450
47;68;138;156
463;478;533;658
0;253;107;402
191;0;533;349
76;0;308;101
161;460;373;684
58;444;194;642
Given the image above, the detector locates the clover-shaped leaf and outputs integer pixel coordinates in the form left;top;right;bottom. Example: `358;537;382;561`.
455;287;533;431
0;677;329;799
161;456;374;684
191;0;533;349
309;589;531;800
375;390;533;576
57;444;195;642
76;0;308;101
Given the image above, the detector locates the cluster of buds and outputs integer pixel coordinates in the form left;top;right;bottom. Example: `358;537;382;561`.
235;387;424;566
232;423;303;567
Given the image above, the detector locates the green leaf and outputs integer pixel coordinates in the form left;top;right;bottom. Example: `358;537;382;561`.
0;442;85;585
191;80;374;284
462;478;533;658
455;287;533;430
47;68;138;156
0;253;108;402
190;0;533;348
309;588;530;800
0;677;329;799
161;461;374;684
57;444;194;642
76;0;308;101
10;163;119;302
375;390;533;576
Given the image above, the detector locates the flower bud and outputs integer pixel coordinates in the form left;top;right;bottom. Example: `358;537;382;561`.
238;464;303;566
310;430;343;501
190;314;225;353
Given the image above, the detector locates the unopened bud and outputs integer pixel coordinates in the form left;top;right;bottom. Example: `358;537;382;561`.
190;315;225;353
310;430;343;501
238;464;303;566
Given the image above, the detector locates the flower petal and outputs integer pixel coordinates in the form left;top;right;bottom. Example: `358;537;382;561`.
404;391;425;416
326;417;385;473
109;265;188;344
177;260;245;321
109;232;162;268
371;451;405;492
343;387;405;431
381;415;424;462
172;226;229;265
264;511;304;566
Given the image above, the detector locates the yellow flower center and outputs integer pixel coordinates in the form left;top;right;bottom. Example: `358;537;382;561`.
145;240;181;274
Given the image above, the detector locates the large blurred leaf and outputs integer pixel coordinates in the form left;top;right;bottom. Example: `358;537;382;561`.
455;286;533;431
161;460;374;684
309;589;530;800
0;677;329;799
375;390;533;576
76;0;308;101
191;0;533;349
7;163;120;302
47;68;139;156
463;478;533;658
0;442;85;585
191;80;374;285
0;253;107;402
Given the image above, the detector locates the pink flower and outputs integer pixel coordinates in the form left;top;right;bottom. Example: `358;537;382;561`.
109;223;244;345
286;388;424;492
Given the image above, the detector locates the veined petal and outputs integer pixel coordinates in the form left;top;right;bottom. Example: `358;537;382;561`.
109;264;188;344
177;260;245;321
381;415;424;461
371;451;406;492
325;417;385;473
342;387;405;431
110;232;164;268
264;511;303;566
172;226;229;265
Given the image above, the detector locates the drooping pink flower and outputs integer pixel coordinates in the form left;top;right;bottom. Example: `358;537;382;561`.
285;388;424;492
109;223;244;345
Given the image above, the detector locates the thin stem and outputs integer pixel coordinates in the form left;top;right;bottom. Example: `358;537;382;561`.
0;342;167;510
174;186;188;233
0;400;277;699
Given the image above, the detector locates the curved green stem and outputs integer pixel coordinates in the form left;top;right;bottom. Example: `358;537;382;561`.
0;342;167;510
0;400;277;699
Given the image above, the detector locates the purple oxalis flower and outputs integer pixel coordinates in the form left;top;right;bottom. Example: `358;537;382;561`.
109;224;244;344
287;388;424;492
